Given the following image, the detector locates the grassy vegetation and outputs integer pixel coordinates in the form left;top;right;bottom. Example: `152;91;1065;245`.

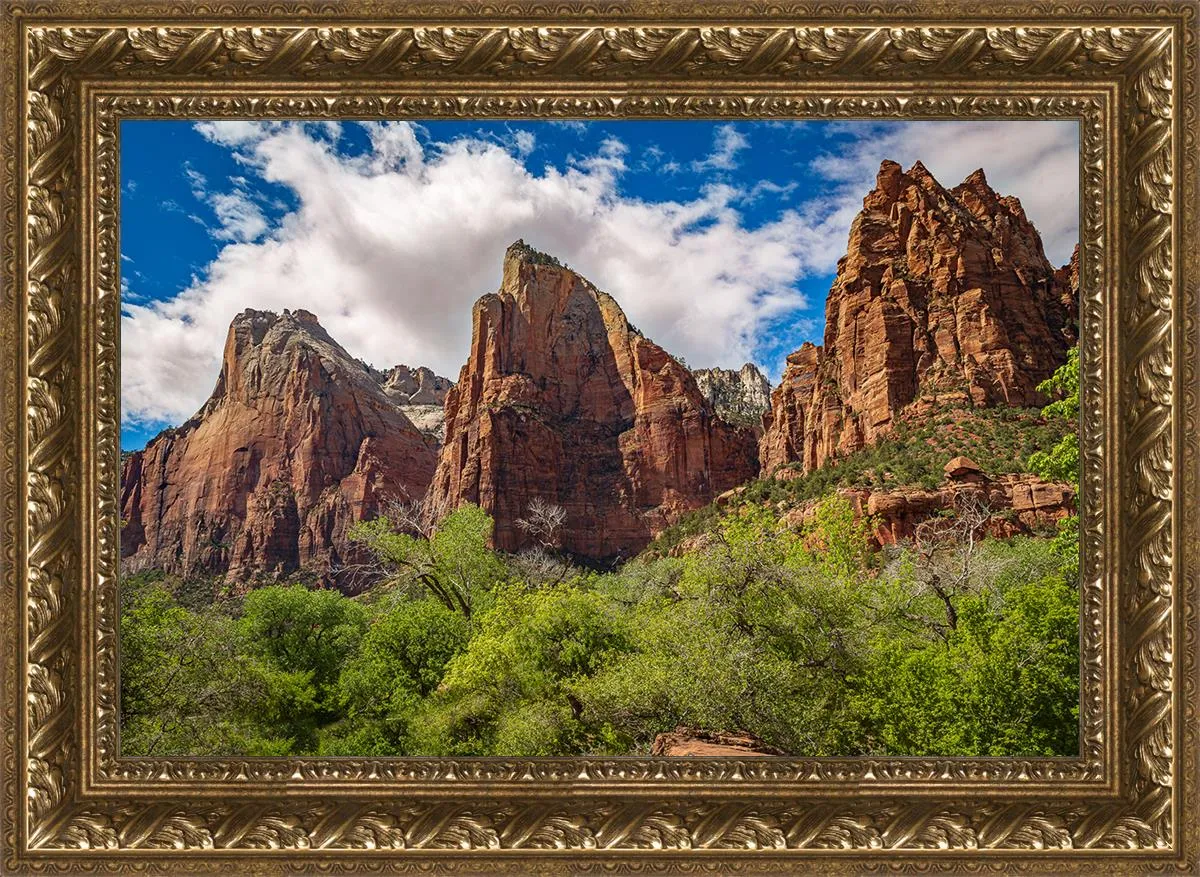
121;499;1078;758
650;404;1071;555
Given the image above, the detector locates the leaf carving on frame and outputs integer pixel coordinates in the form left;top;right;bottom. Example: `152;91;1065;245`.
413;28;513;73
698;27;800;74
315;27;420;74
969;804;1075;850
602;27;703;73
593;805;691;849
311;807;409;849
210;805;315;849
497;805;600;849
690;804;788;850
403;805;501;849
508;27;607;74
792;26;892;70
221;27;323;75
985;26;1091;74
884;27;990;73
123;27;226;74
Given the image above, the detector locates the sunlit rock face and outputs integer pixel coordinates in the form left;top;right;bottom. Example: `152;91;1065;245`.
378;364;454;443
760;160;1078;476
120;308;438;588
692;363;772;430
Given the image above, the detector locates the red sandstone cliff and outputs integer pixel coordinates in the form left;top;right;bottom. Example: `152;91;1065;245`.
428;241;760;561
120;309;438;588
777;471;1076;548
760;160;1078;475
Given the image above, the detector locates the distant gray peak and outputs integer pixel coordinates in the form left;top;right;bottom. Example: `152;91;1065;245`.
380;363;454;406
692;363;771;427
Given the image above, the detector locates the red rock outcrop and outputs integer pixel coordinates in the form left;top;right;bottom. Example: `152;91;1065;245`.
120;309;438;588
428;241;760;561
760;160;1078;475
780;471;1076;547
651;727;784;757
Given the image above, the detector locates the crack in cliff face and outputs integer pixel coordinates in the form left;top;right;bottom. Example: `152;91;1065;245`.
759;159;1078;478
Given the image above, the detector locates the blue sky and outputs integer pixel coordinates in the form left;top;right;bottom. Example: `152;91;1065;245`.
121;119;1079;450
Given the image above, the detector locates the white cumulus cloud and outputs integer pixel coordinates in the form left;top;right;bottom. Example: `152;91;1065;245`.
122;122;823;429
691;124;750;172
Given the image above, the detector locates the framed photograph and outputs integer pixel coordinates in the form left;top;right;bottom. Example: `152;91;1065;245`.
1;1;1197;873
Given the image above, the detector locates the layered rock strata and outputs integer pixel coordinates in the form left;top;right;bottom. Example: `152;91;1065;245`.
760;160;1078;475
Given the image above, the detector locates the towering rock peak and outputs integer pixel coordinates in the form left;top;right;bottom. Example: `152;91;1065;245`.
429;246;759;561
905;158;933;181
960;166;989;188
206;307;376;415
495;239;639;347
760;160;1078;476
692;363;772;428
121;309;438;590
505;237;565;269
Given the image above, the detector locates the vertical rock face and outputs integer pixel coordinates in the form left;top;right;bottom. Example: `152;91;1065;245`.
760;160;1078;475
692;363;772;429
120;309;438;588
378;364;454;442
428;240;760;561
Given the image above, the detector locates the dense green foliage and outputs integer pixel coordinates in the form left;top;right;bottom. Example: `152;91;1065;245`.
122;499;1079;758
1026;347;1081;581
1028;346;1080;488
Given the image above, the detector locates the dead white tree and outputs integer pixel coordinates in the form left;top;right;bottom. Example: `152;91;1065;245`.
513;497;572;586
516;496;567;550
907;489;996;640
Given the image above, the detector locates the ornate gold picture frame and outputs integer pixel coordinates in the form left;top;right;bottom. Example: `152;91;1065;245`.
1;0;1197;872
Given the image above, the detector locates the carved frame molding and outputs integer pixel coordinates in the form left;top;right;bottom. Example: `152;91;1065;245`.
0;1;1196;872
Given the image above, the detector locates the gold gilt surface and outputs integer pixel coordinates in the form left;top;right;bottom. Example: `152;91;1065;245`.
0;0;1196;873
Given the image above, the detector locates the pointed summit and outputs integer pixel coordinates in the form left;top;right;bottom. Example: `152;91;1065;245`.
961;167;989;188
121;310;438;589
430;246;759;560
504;238;563;268
951;167;1004;216
874;159;905;198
